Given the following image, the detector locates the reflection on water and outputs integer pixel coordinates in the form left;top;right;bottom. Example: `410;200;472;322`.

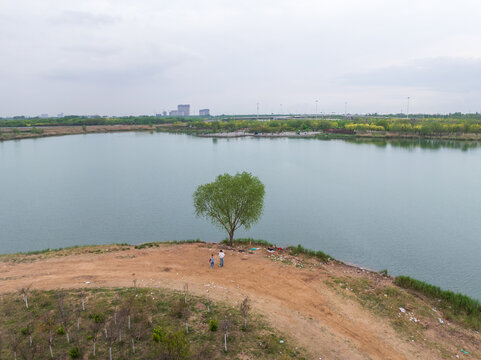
343;138;481;151
1;132;481;299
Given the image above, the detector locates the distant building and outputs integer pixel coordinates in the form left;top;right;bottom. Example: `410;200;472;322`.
162;111;167;116
199;109;210;116
57;112;64;118
40;113;48;118
168;104;190;117
177;104;190;116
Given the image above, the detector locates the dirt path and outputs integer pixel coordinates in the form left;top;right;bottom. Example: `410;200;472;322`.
0;244;458;359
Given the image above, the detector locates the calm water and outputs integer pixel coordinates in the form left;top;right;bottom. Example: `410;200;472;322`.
1;133;480;299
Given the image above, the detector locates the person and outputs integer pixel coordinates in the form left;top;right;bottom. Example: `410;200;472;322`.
219;249;225;267
209;254;215;269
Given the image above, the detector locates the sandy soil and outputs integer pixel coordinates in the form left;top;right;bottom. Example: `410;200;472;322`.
0;243;479;359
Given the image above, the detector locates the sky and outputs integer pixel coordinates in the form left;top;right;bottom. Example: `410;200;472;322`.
1;0;480;117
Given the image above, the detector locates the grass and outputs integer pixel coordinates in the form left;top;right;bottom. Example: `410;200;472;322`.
0;241;206;263
287;244;332;263
134;239;204;249
0;287;305;360
220;238;276;248
395;275;481;329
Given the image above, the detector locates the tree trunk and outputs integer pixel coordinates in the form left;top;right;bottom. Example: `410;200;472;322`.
49;344;53;358
128;315;131;330
14;351;17;360
229;230;234;246
224;333;227;352
66;332;70;343
81;297;85;311
93;342;96;357
119;330;122;342
131;338;135;354
109;346;112;360
185;321;188;333
77;318;80;330
244;317;247;330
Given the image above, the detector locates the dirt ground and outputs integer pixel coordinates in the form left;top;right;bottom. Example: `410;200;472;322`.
0;243;479;359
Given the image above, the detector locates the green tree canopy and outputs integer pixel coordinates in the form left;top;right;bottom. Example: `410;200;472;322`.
193;172;265;245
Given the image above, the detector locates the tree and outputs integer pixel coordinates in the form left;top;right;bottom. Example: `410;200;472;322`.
239;297;250;330
193;172;265;246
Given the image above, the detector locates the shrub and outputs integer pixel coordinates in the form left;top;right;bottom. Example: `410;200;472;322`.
153;327;190;359
56;326;65;335
152;326;164;342
209;318;218;331
379;269;388;276
92;313;104;323
69;346;81;359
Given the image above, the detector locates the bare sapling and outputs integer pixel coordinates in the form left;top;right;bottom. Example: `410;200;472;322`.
89;313;104;357
183;283;189;304
105;315;119;360
123;294;135;331
80;290;86;311
19;287;30;309
182;305;191;334
57;291;70;343
42;312;56;359
9;333;20;360
206;294;211;313
221;315;232;352
116;308;127;343
240;297;251;330
18;333;38;360
127;307;144;355
74;306;81;331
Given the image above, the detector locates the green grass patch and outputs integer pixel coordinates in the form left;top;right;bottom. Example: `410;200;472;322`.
220;238;275;247
134;239;204;249
0;287;304;359
395;275;481;329
287;244;332;263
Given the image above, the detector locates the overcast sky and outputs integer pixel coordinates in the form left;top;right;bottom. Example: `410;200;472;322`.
1;0;480;117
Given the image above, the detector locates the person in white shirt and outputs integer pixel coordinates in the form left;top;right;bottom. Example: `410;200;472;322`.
219;249;225;268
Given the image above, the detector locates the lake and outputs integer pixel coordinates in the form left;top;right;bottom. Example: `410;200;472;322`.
1;132;480;299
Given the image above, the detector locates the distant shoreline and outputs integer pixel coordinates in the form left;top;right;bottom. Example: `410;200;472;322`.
1;124;481;142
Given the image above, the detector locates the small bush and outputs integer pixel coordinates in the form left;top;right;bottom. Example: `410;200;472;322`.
153;327;190;359
20;327;29;335
209;318;218;331
56;326;66;335
91;313;104;323
152;326;164;342
69;346;81;359
379;269;388;276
